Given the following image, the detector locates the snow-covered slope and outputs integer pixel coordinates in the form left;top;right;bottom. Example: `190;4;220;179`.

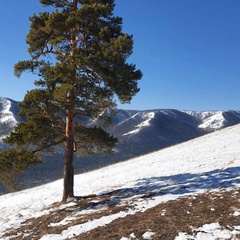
0;98;18;140
0;124;240;239
1;97;240;193
0;98;20;152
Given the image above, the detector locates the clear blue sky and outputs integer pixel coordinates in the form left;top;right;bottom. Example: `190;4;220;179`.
1;0;240;111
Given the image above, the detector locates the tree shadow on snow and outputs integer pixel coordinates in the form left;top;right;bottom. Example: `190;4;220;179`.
134;166;240;196
76;166;240;210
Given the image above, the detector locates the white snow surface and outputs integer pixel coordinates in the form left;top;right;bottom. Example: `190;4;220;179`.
1;124;240;239
175;222;240;240
186;111;225;130
123;112;155;136
0;98;17;140
0;98;17;124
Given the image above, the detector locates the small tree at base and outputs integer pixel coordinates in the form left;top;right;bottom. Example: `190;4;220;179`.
0;0;142;202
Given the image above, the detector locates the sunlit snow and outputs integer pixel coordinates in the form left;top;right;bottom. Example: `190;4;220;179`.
0;98;17;140
0;124;240;239
186;111;225;130
123;112;155;136
0;98;17;124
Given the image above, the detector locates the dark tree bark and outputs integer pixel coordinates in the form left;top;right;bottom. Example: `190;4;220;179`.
62;89;75;202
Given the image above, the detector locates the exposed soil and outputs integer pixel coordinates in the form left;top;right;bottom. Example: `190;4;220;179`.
2;188;240;240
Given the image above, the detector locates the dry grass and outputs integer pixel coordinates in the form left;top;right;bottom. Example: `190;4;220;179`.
2;188;240;240
78;189;240;240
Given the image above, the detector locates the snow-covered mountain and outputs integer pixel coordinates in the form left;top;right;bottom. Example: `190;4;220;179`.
0;98;19;141
1;97;240;153
0;122;240;239
1;97;240;191
109;109;240;159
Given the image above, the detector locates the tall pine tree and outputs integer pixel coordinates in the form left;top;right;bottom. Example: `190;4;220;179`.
1;0;142;201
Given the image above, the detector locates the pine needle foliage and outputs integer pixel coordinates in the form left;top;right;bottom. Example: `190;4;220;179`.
0;0;142;201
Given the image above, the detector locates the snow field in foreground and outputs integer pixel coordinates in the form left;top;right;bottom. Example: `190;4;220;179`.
0;124;240;239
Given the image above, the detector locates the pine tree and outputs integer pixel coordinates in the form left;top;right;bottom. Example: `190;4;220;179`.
0;0;142;201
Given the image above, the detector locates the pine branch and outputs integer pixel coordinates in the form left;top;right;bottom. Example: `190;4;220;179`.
32;138;65;154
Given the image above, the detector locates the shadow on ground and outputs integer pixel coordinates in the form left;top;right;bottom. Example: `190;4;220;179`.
76;166;240;210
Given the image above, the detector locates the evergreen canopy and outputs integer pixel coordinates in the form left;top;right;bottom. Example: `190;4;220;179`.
0;0;142;201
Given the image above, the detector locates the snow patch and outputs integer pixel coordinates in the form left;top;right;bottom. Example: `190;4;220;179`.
0;98;17;123
142;230;155;239
40;209;137;240
123;112;155;136
198;112;225;130
233;210;240;216
0;98;17;140
175;222;240;240
186;111;225;130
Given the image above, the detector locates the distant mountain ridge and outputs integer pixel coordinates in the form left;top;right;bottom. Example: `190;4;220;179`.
1;97;240;155
1;97;240;193
107;108;240;160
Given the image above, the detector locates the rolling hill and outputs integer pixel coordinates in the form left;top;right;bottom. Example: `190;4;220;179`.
1;97;240;193
0;122;240;239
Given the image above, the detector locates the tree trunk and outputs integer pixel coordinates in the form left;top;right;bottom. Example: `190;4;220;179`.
62;90;75;202
62;0;77;202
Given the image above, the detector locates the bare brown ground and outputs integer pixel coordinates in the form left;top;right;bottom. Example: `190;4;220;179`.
2;188;240;240
78;189;240;240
